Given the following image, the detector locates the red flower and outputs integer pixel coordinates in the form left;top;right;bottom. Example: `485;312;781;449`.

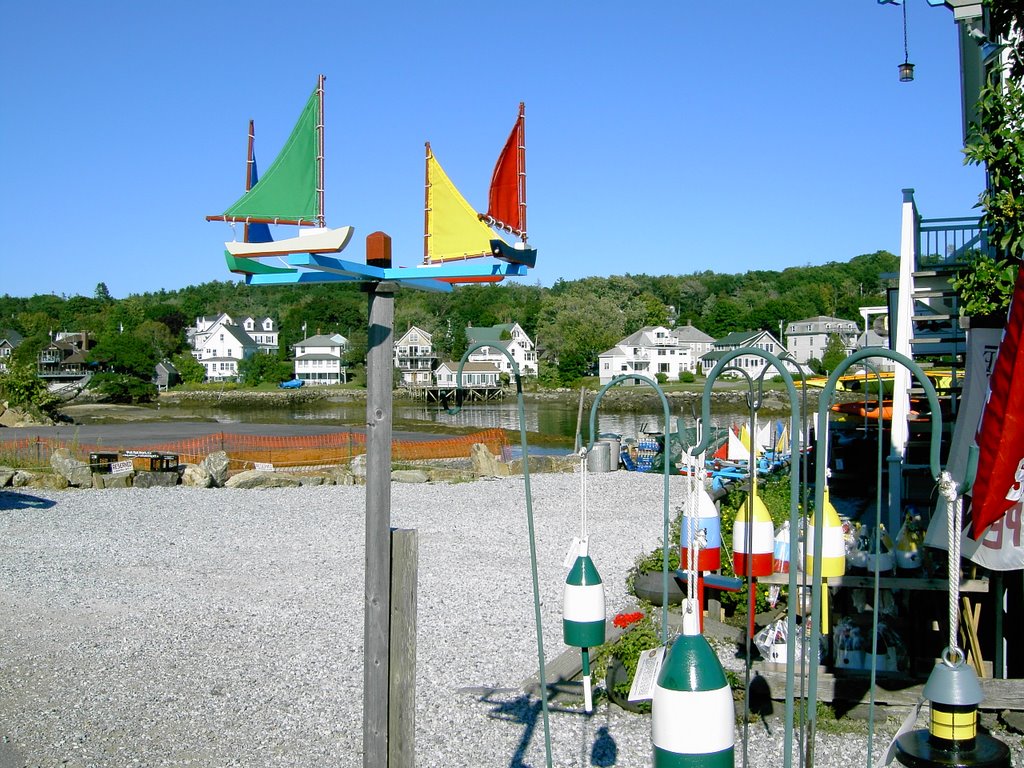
613;611;644;629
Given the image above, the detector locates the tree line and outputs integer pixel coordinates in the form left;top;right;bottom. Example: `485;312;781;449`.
0;250;898;398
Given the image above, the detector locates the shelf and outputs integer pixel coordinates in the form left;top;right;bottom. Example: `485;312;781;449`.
757;573;989;593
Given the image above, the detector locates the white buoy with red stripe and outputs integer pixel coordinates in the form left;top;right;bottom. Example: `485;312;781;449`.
563;449;606;712
732;479;773;577
652;599;735;766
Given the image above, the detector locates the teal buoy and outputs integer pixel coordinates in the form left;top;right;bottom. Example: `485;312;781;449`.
652;603;734;767
563;538;605;711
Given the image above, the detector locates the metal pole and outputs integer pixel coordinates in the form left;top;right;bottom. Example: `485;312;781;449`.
364;232;395;768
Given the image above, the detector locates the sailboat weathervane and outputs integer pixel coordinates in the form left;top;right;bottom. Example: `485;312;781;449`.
208;77;536;292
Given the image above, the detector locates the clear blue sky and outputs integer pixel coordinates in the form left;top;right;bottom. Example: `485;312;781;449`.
0;1;985;300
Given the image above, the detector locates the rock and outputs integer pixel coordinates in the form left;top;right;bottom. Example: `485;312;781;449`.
327;467;354;486
50;448;94;487
298;475;325;486
391;469;429;483
201;451;231;487
349;454;367;478
12;470;34;487
225;470;302;489
470;443;510;477
0;466;15;487
507;454;577;475
180;464;213;488
0;407;24;427
93;473;132;489
134;471;179;488
26;473;69;490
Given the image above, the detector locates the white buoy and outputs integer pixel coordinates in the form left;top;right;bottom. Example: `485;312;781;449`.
652;599;735;767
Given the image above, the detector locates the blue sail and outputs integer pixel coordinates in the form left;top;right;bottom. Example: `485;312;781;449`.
246;154;274;243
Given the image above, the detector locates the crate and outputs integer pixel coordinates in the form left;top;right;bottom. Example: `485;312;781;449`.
121;450;179;472
88;451;120;473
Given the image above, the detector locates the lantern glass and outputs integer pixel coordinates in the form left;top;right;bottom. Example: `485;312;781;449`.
899;61;915;82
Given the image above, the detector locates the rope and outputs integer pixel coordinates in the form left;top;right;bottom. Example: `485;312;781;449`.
579;447;588;541
938;470;963;658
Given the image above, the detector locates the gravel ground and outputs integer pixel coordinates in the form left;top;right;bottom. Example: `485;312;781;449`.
2;472;1021;767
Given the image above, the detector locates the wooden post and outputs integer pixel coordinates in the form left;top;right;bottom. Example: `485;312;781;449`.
364;231;394;768
389;528;418;768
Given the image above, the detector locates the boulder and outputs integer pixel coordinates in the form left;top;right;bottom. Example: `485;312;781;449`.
26;473;69;490
0;467;15;487
134;471;179;488
298;474;326;486
349;454;367;479
93;473;132;489
0;408;23;428
201;451;231;487
12;470;34;487
225;470;302;489
50;448;94;487
470;443;510;477
180;464;213;488
391;469;430;484
327;467;355;486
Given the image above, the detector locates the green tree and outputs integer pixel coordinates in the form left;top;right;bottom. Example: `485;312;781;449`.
821;334;848;374
95;282;112;301
239;353;293;386
0;361;59;415
171;352;206;384
87;334;158;379
535;293;624;385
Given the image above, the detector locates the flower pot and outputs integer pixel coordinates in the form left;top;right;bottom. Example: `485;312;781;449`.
630;571;684;606
605;657;649;714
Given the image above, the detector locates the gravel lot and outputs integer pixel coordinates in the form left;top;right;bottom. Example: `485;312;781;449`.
1;472;1021;767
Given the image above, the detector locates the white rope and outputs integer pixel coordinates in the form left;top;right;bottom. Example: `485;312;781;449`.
938;471;963;657
579;447;588;541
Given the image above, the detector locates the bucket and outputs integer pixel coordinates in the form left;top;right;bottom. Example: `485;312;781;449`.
598;437;621;471
587;441;611;473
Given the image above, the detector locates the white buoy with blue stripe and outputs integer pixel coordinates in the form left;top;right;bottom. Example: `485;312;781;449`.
563;449;606;712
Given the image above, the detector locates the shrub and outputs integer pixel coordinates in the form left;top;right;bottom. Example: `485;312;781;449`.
678;370;695;383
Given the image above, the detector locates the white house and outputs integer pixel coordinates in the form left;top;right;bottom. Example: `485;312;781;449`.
465;322;538;376
434;360;501;388
0;329;22;374
784;316;859;365
292;333;348;386
193;320;257;382
394;326;434;387
598;326;694;385
241;316;279;355
671;323;715;362
699;330;788;379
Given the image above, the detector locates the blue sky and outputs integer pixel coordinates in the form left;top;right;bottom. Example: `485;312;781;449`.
0;1;984;299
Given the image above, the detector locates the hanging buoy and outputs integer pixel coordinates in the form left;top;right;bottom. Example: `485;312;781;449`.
895;509;924;570
733;481;773;577
652;602;735;767
772;520;791;574
563;538;605;712
805;484;846;578
682;486;721;572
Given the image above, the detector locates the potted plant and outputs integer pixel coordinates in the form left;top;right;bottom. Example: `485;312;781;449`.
952;252;1016;328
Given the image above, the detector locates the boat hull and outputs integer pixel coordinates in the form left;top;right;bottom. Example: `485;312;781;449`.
225;226;354;257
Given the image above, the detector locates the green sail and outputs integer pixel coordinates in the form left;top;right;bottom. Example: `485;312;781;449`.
222;86;319;222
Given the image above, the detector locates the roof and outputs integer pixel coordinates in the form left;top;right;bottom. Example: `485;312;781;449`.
0;329;23;346
714;330;763;347
220;324;256;347
466;323;518;344
295;334;347;347
295;353;342;361
671;324;714;343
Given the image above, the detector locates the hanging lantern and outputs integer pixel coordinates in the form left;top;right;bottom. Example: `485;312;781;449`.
898;1;915;82
894;651;1011;768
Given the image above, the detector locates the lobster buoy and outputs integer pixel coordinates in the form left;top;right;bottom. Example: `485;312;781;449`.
681;485;721;572
805;484;846;578
772;520;791;574
563;538;605;712
733;481;773;578
652;603;735;767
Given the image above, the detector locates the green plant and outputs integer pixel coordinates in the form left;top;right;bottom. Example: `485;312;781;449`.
592;610;660;711
951;253;1016;317
678;370;695;383
0;362;60;417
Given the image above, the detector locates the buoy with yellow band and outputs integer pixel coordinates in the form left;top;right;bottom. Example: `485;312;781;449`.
804;483;846;636
732;479;773;578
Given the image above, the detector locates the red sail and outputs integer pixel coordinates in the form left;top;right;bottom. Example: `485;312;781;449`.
970;264;1024;537
486;104;525;235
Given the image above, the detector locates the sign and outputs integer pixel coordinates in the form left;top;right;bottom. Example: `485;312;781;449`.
254;462;274;472
628;646;665;702
110;460;134;475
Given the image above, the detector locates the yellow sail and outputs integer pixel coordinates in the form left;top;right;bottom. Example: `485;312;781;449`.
425;150;499;263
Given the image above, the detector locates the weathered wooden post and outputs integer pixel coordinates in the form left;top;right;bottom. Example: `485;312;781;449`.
364;231;395;767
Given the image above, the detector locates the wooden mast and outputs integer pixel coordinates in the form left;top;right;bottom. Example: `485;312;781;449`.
316;74;325;228
423;142;431;264
517;102;527;244
244;120;255;242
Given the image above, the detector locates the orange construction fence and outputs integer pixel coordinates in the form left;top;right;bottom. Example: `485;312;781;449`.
0;428;511;472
